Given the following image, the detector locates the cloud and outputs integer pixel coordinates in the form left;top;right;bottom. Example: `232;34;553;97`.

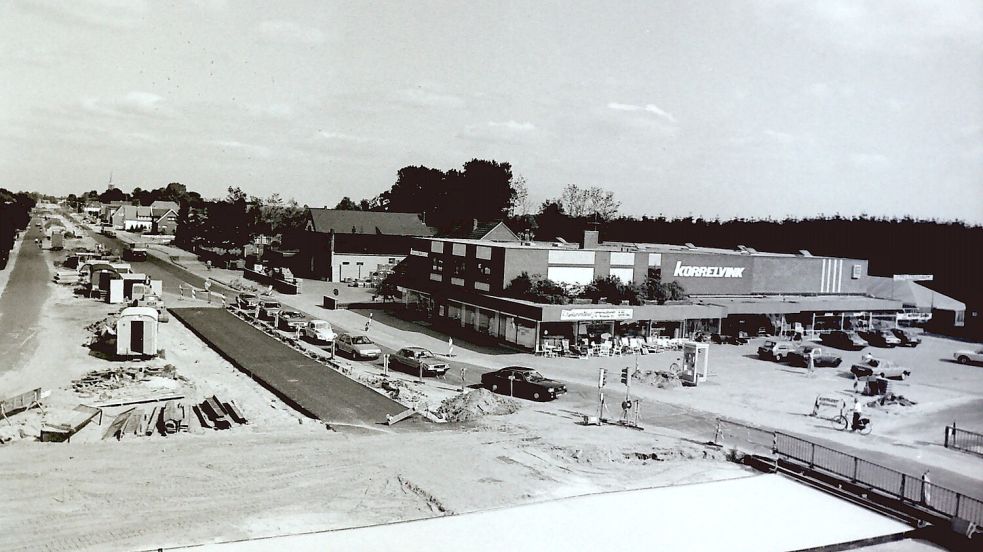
257;20;326;45
13;0;149;29
396;86;466;110
317;130;369;143
459;120;539;144
607;102;677;123
762;129;795;144
246;103;294;119
80;91;178;120
487;120;536;132
211;139;272;159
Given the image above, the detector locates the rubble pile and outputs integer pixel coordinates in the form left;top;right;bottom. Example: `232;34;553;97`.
71;364;181;396
867;393;917;408
84;314;119;338
632;369;681;389
436;388;519;422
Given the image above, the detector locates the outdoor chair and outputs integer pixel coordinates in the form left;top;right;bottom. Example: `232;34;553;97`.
598;342;612;356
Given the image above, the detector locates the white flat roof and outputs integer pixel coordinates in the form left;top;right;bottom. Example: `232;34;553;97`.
180;474;910;552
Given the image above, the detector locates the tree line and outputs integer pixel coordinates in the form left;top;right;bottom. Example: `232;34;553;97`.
0;189;38;270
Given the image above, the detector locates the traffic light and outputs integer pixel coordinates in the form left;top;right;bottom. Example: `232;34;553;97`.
621;367;630;384
598;368;607;388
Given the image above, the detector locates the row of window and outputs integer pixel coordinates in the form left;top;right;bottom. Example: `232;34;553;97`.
431;257;494;278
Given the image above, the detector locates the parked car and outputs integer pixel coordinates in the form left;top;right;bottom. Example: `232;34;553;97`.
121;248;148;262
301;320;336;344
954;348;983;366
391;347;449;376
236;293;259;310
851;357;911;380
890;328;921;347
711;332;750;345
859;329;901;348
276;309;306;331
257;299;282;321
787;345;842;367
335;333;381;359
757;340;796;361
481;366;567;401
821;330;868;350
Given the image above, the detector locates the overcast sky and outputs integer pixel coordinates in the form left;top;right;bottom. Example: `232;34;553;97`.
2;0;981;223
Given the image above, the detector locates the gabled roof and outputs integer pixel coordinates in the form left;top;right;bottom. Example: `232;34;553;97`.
150;200;179;211
441;220;520;241
114;205;154;219
152;207;176;219
306;208;435;236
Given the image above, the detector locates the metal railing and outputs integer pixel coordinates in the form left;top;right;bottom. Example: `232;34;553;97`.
945;423;983;457
714;418;777;455
774;431;983;526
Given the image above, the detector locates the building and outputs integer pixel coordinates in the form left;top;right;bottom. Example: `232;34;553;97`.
866;276;965;331
394;230;910;352
152;207;178;235
287;208;436;282
109;205;177;234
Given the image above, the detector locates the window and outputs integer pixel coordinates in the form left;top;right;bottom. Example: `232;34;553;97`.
389;258;396;264
451;259;466;277
476;260;493;277
431;257;443;272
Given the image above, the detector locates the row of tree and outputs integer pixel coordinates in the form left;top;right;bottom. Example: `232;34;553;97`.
0;189;38;269
503;272;686;306
174;188;307;251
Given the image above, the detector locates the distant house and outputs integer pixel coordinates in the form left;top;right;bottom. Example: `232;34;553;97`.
440;220;520;242
81;202;102;218
149;200;179;212
100;201;130;224
287;209;436;282
152;207;178;235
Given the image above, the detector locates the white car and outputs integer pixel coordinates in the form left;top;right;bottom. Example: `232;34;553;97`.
301;320;336;344
954;348;983;365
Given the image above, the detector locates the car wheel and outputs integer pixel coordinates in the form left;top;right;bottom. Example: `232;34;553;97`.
774;354;783;361
490;383;499;392
958;356;970;365
532;392;541;400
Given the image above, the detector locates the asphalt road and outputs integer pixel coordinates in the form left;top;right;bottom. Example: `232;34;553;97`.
0;218;51;377
169;307;414;430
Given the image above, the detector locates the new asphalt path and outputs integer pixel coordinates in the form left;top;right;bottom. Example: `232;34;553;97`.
169;306;413;431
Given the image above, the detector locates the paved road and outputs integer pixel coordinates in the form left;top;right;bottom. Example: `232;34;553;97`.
0;218;51;377
169;307;415;430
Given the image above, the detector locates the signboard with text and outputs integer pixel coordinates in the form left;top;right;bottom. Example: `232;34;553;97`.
560;308;634;321
893;274;934;281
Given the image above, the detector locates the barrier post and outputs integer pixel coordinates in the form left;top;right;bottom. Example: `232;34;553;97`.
852;457;859;483
809;443;815;469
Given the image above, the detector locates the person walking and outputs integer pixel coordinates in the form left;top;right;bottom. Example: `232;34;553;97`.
363;312;373;332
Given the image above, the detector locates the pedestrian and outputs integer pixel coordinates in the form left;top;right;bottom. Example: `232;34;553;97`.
807;348;816;376
921;470;932;507
447;337;454;357
364;312;373;332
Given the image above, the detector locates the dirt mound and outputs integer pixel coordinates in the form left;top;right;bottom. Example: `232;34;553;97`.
436;389;519;422
632;369;681;389
866;393;917;408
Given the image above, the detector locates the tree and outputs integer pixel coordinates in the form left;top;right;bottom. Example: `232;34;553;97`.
510;174;530;216
558;184;620;220
504;272;571;304
580;275;643;305
335;196;360;210
643;272;686;304
98;187;127;203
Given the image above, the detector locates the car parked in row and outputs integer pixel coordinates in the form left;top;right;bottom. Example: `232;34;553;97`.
859;329;901;348
954;348;983;366
481;367;567;401
850;357;911;380
757;340;796;361
335;333;381;359
787;345;842;368
821;330;868;350
301;319;336;344
235;293;259;311
391;347;449;377
276;309;306;331
891;328;921;347
257;299;282;321
711;332;749;345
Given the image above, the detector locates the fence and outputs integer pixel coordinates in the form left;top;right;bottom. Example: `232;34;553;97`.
774;431;983;526
945;423;983;457
714;418;777;455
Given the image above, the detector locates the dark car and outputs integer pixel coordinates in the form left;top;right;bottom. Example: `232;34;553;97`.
235;293;259;310
711;332;749;345
275;309;306;331
890;328;921;347
859;329;901;348
481;367;567;401
850;357;911;380
257;299;282;321
820;330;868;350
391;347;449;377
787;345;842;367
121;248;148;262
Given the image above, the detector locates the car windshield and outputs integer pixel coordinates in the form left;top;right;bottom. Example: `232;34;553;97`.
416;350;433;358
262;301;279;308
311;321;328;328
352;336;372;345
524;371;546;382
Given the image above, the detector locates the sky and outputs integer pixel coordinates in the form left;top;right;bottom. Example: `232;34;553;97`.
1;0;982;223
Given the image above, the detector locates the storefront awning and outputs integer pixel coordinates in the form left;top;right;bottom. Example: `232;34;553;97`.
696;295;904;315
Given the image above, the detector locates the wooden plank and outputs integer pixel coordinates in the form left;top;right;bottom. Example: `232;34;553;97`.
145;406;160;436
102;408;136;440
192;404;213;430
386;408;417;426
92;394;184;408
224;400;247;425
122;408;143;437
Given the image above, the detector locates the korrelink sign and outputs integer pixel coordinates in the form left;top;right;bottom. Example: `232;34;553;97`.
673;261;746;278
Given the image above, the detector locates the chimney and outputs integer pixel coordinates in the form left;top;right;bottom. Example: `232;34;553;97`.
581;230;599;250
472;218;479;232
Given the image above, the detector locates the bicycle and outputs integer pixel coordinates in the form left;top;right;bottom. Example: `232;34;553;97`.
831;413;872;435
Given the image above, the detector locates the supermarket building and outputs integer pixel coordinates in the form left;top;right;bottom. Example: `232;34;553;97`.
394;230;945;351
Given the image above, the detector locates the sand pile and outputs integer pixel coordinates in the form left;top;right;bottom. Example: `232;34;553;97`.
436;389;519;422
632;369;681;389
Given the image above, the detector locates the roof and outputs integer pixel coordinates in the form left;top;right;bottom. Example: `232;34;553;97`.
307;209;435;236
440;221;520;241
120;306;159;320
150;200;179;211
151;207;176;219
866;277;965;311
694;294;904;314
113;205;154;219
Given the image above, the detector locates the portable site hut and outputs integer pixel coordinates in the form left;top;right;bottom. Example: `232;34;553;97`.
120;273;148;299
116;307;159;357
88;263;121;291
